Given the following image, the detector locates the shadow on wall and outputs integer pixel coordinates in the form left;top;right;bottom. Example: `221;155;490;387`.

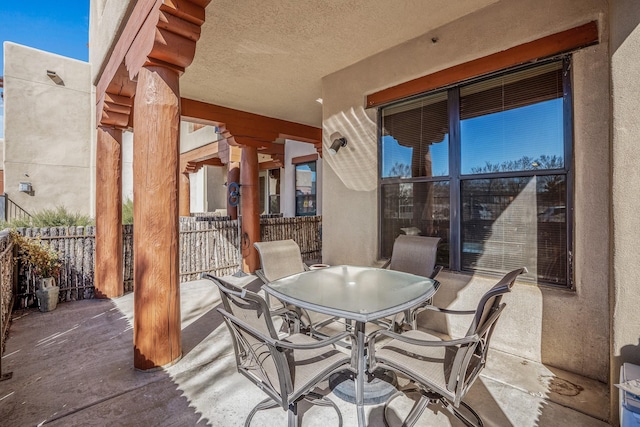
323;106;377;192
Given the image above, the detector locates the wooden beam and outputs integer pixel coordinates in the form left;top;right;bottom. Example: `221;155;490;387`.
161;0;206;26
179;171;190;216
96;0;210;128
182;157;224;174
366;21;599;108
240;146;260;272
95;0;157;98
133;65;181;370
259;160;283;170
181;98;322;144
292;153;318;165
95;127;123;298
180;140;221;164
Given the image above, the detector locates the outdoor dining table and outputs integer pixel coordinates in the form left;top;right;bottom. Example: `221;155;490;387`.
262;264;439;427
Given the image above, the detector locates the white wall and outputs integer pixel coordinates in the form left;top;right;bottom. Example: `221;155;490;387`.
121;130;133;202
321;0;609;381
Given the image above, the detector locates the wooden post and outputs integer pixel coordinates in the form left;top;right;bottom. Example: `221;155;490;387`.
227;162;239;219
240;146;260;272
132;65;181;370
179;172;190;216
95;126;123;298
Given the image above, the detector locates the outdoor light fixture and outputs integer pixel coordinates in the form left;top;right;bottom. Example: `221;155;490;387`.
329;137;347;155
19;182;32;193
46;70;64;85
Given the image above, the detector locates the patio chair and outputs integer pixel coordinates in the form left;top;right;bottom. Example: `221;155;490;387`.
254;240;339;336
203;273;353;427
368;268;525;427
382;235;442;279
382;235;442;329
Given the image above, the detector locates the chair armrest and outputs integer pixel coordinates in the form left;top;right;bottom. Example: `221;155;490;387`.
254;269;268;284
368;329;479;348
276;331;354;350
415;305;477;316
219;307;353;351
368;329;479;370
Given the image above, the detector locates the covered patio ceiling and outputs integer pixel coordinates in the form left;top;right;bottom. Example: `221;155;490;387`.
180;0;498;128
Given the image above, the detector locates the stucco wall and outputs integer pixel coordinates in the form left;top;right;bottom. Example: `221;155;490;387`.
610;0;640;422
3;43;94;216
89;0;134;83
205;166;228;212
322;0;610;382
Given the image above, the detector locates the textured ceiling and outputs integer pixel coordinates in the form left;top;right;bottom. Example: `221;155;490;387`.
180;0;497;128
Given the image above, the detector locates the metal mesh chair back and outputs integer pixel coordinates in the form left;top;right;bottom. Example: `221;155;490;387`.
206;275;290;405
254;240;308;282
389;235;441;279
447;268;524;395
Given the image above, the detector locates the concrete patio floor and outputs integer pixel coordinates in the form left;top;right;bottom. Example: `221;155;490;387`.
0;276;610;426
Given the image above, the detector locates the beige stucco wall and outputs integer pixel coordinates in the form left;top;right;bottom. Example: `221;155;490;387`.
610;0;640;422
89;0;134;83
3;43;94;216
322;0;610;382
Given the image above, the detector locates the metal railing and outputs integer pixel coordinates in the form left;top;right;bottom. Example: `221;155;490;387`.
0;193;31;223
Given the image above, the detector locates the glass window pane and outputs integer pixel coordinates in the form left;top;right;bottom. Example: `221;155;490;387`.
461;175;566;285
382;91;449;178
295;162;316;216
460;62;564;175
268;169;281;214
381;181;450;266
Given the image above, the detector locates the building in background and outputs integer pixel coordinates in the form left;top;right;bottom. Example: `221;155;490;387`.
1;42;320;219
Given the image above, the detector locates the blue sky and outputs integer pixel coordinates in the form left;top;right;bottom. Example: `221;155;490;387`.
0;1;89;137
382;99;564;177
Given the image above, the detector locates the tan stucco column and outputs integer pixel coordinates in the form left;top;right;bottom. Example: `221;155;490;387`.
610;0;640;423
240;146;260;272
179;172;190;216
95;126;123;298
227;161;240;219
132;64;182;370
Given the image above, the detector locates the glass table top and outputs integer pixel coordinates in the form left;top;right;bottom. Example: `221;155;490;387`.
263;265;438;322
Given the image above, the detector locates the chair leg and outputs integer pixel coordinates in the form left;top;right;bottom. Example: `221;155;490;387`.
383;390;430;427
288;402;299;427
245;397;280;427
439;397;483;427
305;391;343;427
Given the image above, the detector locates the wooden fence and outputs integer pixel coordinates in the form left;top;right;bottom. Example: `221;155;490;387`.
13;216;322;307
0;231;13;355
15;227;96;308
177;215;322;281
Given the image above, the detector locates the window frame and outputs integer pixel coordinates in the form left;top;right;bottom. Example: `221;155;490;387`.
294;161;317;217
378;56;574;288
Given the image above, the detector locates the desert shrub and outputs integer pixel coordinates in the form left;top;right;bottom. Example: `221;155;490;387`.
3;205;94;228
122;198;134;224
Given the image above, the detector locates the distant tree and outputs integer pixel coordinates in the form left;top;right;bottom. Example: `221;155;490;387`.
470;154;563;174
388;162;411;178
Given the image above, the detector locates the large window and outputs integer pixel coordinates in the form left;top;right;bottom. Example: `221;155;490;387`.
380;58;572;286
